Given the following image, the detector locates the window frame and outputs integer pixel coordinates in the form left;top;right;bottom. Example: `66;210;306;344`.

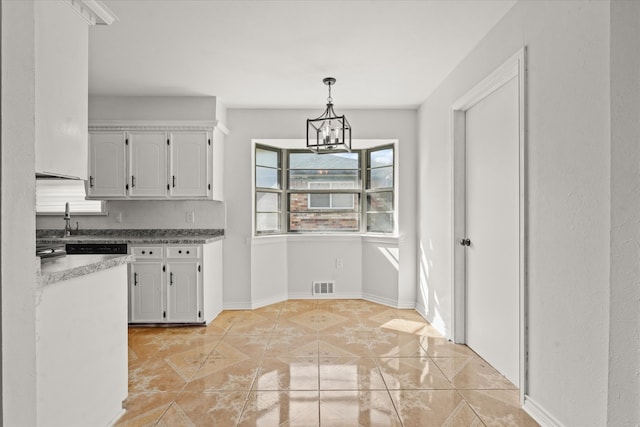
365;144;395;233
255;145;284;235
253;141;396;236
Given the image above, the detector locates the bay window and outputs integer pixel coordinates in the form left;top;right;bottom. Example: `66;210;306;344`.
255;143;395;235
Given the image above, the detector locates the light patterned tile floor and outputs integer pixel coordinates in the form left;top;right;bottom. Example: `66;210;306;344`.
115;299;538;426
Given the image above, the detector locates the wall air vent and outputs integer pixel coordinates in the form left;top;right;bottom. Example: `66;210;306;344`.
312;281;335;295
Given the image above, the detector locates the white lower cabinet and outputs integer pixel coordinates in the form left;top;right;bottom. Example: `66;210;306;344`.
130;260;164;323
167;261;200;323
129;241;223;324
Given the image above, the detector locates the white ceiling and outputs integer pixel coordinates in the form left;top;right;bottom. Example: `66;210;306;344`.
90;0;515;109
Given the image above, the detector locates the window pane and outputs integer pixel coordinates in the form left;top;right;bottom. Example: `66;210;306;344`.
289;170;360;189
256;166;280;189
256;213;280;232
368;166;393;189
308;193;330;208
256;192;280;212
332;193;355;208
289;152;359;169
36;179;103;213
370;148;393;168
367;213;394;233
256;148;279;168
367;192;393;212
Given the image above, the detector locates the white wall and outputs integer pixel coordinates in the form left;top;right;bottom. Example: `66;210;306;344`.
287;236;362;300
1;1;39;425
224;109;417;309
608;1;640;425
417;1;610;425
36;199;225;230
250;237;288;309
88;95;218;121
362;237;402;307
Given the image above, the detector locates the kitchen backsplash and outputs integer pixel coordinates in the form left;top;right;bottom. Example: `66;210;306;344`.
36;199;226;230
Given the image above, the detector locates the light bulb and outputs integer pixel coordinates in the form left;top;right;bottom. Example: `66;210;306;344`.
333;127;341;144
322;126;331;144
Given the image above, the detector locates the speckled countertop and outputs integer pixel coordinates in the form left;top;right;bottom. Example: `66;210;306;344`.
37;254;134;287
35;229;224;286
36;228;225;245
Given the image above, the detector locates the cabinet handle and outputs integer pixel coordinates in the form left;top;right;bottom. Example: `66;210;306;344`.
89;176;94;188
132;175;136;188
170;272;174;286
172;176;176;188
134;272;138;286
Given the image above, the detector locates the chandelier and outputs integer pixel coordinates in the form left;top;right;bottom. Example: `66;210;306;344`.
306;77;351;153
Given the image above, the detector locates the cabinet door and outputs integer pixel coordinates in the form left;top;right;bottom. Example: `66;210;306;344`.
170;132;209;198
35;0;88;179
129;132;168;197
88;132;127;198
130;262;165;323
167;261;200;323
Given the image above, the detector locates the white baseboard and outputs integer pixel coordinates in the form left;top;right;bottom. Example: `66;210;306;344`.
223;301;253;310
397;299;416;309
523;395;565;427
287;292;363;300
362;293;401;308
251;294;287;309
107;409;126;427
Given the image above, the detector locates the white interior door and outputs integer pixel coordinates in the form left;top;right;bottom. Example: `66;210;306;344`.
465;76;520;386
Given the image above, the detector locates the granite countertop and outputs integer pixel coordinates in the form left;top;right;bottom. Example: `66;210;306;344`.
37;254;134;287
36;228;225;245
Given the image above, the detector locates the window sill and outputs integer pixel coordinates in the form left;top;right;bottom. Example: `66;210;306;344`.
252;233;399;245
36;211;109;216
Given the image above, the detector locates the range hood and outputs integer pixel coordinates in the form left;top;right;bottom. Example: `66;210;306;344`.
36;172;84;180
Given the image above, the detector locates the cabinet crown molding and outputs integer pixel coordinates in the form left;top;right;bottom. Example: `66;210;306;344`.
89;120;229;134
65;0;118;26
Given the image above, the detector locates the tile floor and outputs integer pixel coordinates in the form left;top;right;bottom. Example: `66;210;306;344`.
116;299;539;426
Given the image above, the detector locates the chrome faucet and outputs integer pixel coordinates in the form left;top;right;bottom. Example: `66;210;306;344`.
63;202;79;237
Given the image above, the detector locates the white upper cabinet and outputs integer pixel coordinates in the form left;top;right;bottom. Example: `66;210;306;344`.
129;132;168;198
35;1;88;179
87;132;127;197
87;122;225;200
170;132;209;198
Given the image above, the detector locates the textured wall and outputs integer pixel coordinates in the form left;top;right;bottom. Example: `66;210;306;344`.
1;1;38;425
608;1;640;424
417;1;610;425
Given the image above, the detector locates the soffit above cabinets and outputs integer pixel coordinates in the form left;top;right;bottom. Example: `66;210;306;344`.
65;0;118;26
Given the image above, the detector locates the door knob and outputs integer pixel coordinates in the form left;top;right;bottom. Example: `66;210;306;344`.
459;238;471;247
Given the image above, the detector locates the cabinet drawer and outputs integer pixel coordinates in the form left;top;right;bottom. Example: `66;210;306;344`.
131;246;163;259
166;246;200;259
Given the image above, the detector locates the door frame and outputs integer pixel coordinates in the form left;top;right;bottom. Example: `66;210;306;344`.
450;47;528;401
